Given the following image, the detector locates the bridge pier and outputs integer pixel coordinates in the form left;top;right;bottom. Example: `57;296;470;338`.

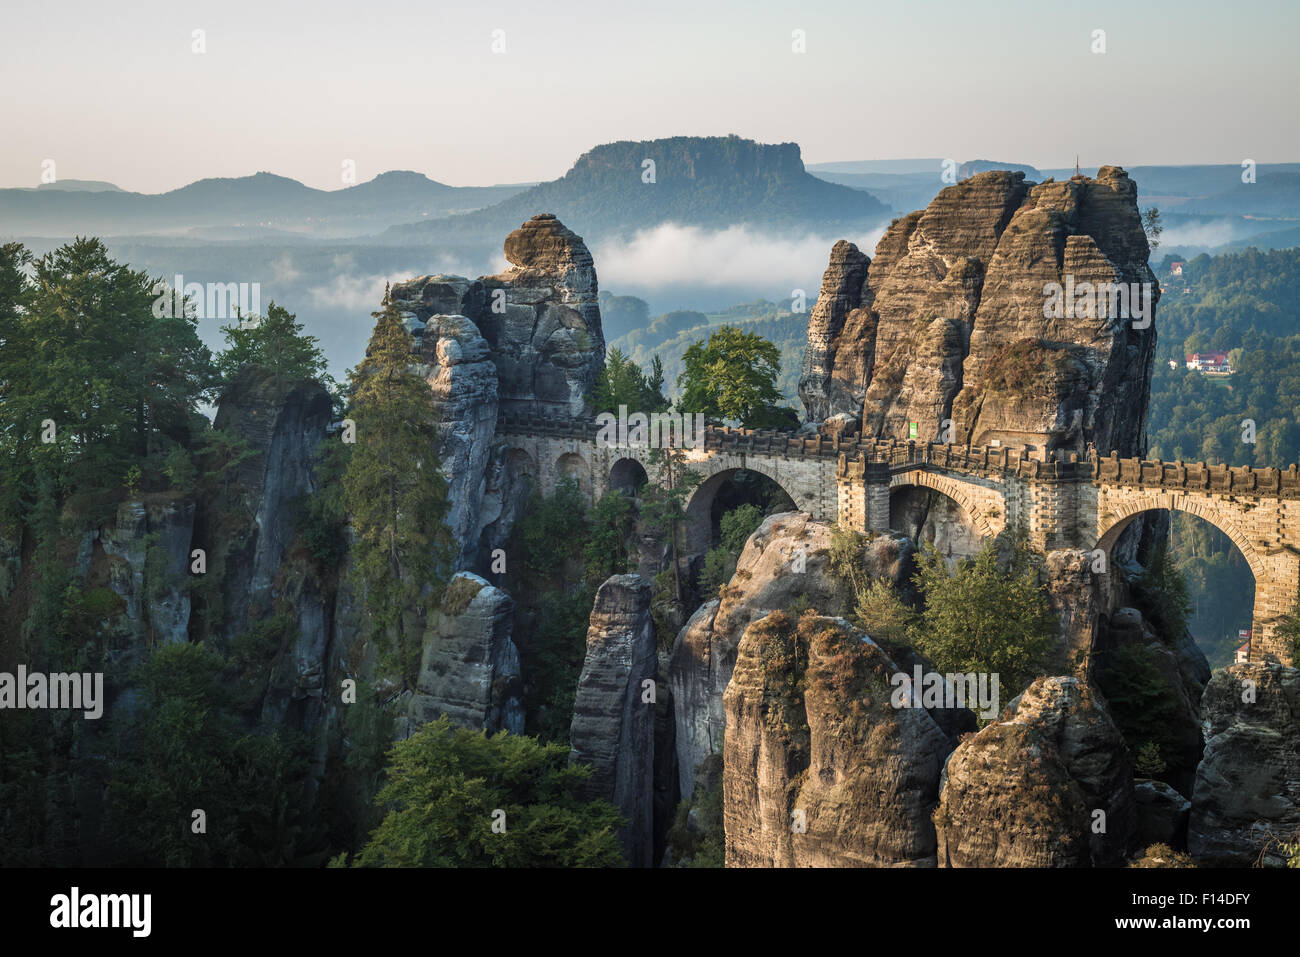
836;455;889;533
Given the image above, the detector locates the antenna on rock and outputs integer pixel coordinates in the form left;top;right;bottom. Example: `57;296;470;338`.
1075;155;1080;177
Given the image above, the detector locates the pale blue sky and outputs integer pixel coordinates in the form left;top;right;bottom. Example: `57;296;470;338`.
2;0;1296;192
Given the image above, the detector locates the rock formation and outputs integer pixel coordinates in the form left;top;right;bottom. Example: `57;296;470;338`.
934;676;1136;866
569;574;658;867
670;513;921;800
1135;779;1191;849
800;168;1159;458
393;300;500;572
723;612;955;867
1189;662;1300;866
86;499;195;648
799;240;871;423
208;367;335;647
669;513;840;798
388;214;605;574
395;572;524;738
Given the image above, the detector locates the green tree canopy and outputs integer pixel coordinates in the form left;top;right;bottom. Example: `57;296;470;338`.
910;538;1055;698
0;238;215;512
103;642;314;867
591;347;668;415
216;301;331;389
353;716;625;867
677;325;792;428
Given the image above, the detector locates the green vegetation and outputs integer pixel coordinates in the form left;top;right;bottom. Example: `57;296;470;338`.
1094;642;1182;781
508;479;596;742
1142;207;1163;251
216;301;332;391
852;578;916;651
1169;514;1253;667
591;347;669;415
909;538;1056;698
666;759;725;868
1133;540;1193;647
352;716;624;867
583;490;637;589
1150;249;1300;467
596;290;650;340
1146;248;1300;665
612;299;809;406
677;325;797;429
0;238;216;527
638;447;702;605
700;503;764;595
292;439;351;579
342;286;454;687
104;642;318;867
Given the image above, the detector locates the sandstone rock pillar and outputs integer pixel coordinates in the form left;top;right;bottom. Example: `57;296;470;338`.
569;574;657;866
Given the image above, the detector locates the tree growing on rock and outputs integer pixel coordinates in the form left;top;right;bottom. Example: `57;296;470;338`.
342;286;454;687
910;537;1055;699
216;301;332;393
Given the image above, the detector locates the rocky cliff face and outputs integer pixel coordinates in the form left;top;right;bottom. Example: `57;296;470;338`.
482;213;604;419
800;168;1158;457
670;512;921;800
83;499;195;649
934;676;1136;866
669;513;844;799
569;574;658;867
1189;662;1300;865
393;214;603;423
395;572;524;739
389;214;604;574
208;367;335;647
723;612;957;867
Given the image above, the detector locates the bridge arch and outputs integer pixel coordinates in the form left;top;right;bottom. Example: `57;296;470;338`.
887;469;1000;541
683;463;801;556
1089;493;1287;664
609;456;649;496
1093;498;1266;585
554;451;591;499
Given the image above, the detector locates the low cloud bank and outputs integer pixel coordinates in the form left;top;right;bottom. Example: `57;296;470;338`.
592;223;886;296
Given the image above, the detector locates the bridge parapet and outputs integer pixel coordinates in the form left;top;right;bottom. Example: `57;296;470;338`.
495;413;1296;665
1091;450;1300;498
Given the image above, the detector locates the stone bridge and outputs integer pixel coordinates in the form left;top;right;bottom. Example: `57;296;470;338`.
496;414;1300;665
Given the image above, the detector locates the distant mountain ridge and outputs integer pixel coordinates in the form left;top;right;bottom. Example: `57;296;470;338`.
384;135;891;242
0;170;525;238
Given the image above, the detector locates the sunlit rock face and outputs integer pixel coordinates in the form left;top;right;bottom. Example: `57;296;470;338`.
800;168;1158;459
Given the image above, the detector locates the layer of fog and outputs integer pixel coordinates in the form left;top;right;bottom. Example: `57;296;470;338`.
589;223;886;313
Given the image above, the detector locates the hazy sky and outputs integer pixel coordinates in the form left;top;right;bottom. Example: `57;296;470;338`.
3;0;1296;192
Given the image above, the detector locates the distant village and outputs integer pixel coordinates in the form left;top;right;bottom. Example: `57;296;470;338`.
1180;351;1234;376
1160;261;1236;377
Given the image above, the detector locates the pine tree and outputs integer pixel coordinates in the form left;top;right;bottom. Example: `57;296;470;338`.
342;286;453;686
216;301;331;388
